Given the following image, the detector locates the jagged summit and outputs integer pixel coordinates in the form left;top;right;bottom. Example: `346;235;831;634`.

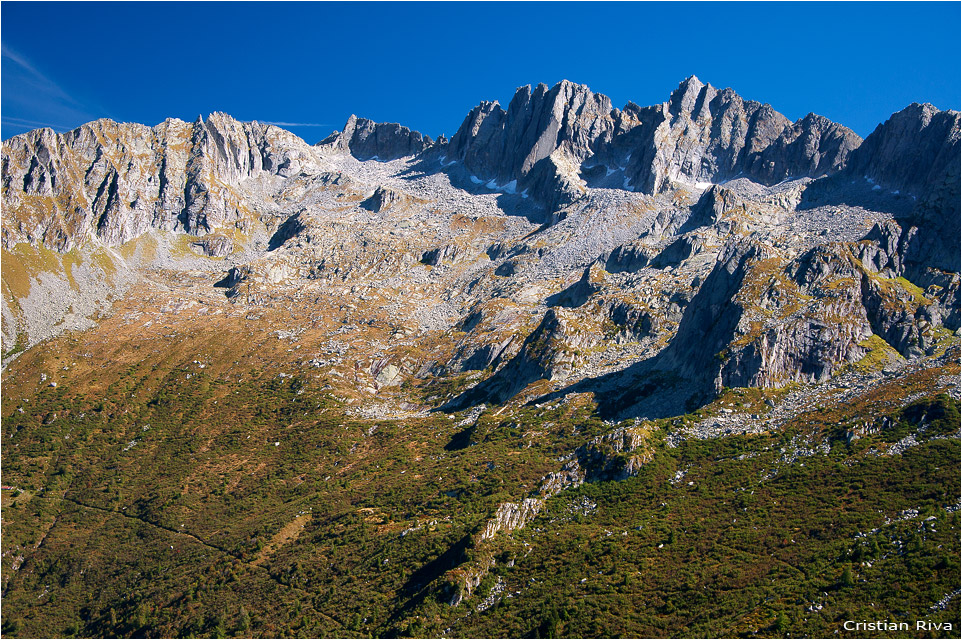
4;78;956;261
306;77;864;208
317;114;434;161
444;79;615;208
847;102;961;195
843;102;962;275
1;111;321;251
440;76;863;205
667;74;716;115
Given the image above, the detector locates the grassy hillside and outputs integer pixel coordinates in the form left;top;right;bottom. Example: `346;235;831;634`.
1;319;959;638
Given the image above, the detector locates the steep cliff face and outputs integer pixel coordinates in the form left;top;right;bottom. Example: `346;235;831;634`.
1;113;320;251
715;244;874;388
749;112;863;185
869;105;961;276
444;76;861;208
625;78;860;193
846;103;960;197
447;80;615;207
663;234;954;393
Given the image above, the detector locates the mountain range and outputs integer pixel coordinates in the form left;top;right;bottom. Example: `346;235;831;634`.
1;77;959;638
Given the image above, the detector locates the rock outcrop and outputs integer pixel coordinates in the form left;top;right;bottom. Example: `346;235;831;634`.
576;424;653;481
661;234;953;393
318;114;433;161
605;241;659;273
421;244;466;266
1;113;320;250
362;185;412;212
846;103;960;198
448;308;599;408
191;234;234;257
444;76;861;209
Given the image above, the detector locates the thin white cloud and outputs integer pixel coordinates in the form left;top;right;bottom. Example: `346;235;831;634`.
2;115;77;129
1;44;89;111
1;44;110;137
262;121;332;128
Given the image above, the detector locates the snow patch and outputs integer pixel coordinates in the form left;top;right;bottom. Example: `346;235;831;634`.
469;175;518;194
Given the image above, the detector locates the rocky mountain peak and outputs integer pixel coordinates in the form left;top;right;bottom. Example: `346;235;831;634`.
442;76;864;208
840;102;961;276
446;80;620;209
846;102;960;196
318;114;433;161
667;74;714;117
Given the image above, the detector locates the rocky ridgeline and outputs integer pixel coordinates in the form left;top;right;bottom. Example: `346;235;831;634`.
2;77;959;414
447;459;585;605
2;113;324;251
841;103;962;279
847;103;960;199
443;76;861;209
2;77;951;254
6;75;857;252
449;421;656;605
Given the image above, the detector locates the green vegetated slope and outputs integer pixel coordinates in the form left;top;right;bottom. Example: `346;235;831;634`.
1;332;959;639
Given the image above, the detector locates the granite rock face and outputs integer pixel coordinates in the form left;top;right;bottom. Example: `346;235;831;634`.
191;234;234;257
2;113;320;250
749;112;863;184
837;103;962;276
846;103;960;197
444;76;861;208
2;77;959;411
447;80;614;207
362;185;413;212
624;78;860;193
661;229;955;394
318;114;433;161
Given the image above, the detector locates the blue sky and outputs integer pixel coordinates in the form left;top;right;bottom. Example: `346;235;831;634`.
2;2;960;142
